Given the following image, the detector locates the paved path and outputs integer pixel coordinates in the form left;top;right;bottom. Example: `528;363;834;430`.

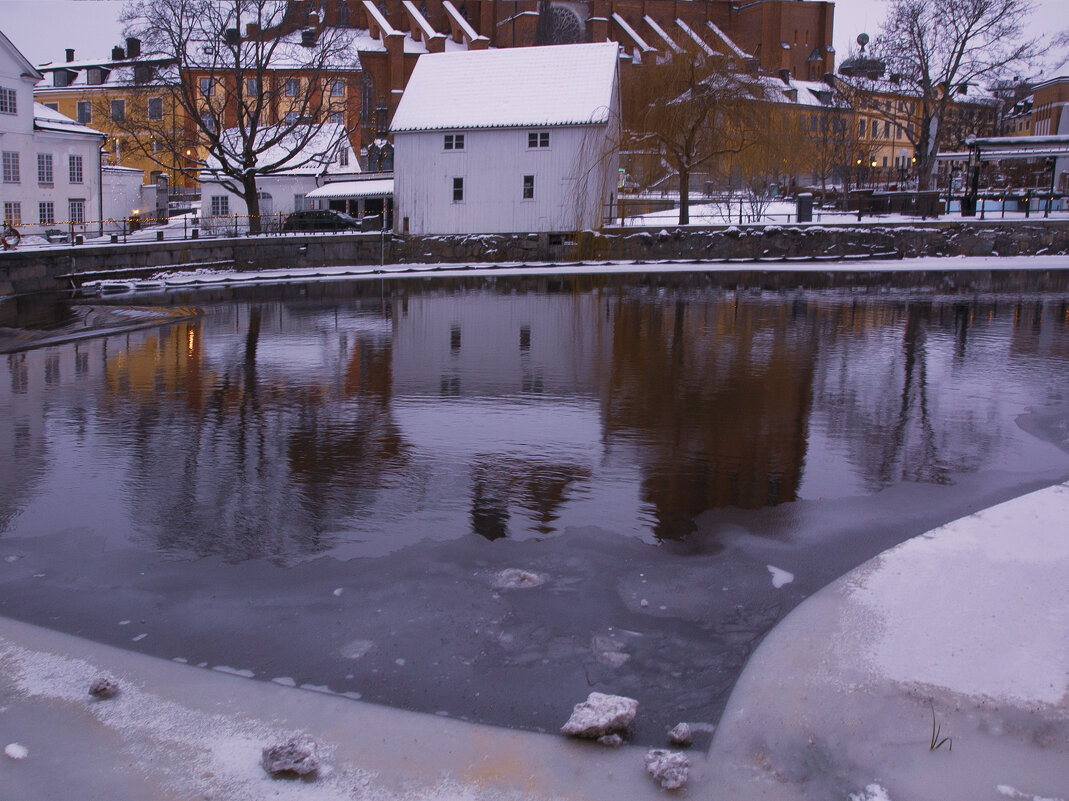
2;483;1067;800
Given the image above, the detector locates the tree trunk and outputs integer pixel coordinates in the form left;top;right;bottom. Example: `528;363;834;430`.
678;166;690;226
242;174;261;234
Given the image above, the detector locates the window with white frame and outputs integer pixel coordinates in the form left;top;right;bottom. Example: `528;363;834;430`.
285;78;299;96
201;110;216;133
69;154;83;183
68;199;85;224
330;111;344;125
444;133;464;150
39;201;55;225
285;111;298;125
338;147;349;166
0;87;16;114
2;152;19;183
200;77;214;96
3;202;21;226
452;176;464;202
522;174;534;200
147;97;163;120
76;100;91;124
38;153;54;185
528;131;549;148
331;79;345;97
110;98;125;121
210;195;229;216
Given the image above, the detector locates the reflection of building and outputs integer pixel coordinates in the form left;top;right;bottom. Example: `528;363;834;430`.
603;296;814;537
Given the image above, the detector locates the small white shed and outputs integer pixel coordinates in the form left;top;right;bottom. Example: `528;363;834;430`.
390;42;621;235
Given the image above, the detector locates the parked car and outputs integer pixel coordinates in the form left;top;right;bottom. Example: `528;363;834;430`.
282;209;361;232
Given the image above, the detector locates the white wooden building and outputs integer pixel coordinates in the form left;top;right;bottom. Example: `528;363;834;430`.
1;29;104;239
390;42;621;235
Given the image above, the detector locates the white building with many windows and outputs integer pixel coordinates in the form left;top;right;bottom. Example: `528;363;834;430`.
390;43;621;235
1;29;104;241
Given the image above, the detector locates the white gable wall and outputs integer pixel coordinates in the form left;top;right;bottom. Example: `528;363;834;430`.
395;123;618;235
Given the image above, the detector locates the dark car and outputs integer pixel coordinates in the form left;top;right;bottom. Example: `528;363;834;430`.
282;209;361;232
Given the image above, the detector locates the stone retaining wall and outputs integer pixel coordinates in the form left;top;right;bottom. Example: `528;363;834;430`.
2;221;1066;297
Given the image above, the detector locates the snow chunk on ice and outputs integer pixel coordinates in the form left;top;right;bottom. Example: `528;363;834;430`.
767;565;794;588
4;743;29;760
850;785;893;801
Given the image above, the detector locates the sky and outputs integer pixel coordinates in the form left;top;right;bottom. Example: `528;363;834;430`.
1;0;1066;74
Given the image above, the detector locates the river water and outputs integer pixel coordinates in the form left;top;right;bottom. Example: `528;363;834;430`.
2;271;1068;743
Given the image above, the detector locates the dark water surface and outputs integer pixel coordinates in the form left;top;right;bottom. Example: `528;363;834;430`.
2;272;1068;743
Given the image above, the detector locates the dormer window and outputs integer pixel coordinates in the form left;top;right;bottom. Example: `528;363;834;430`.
87;68;107;85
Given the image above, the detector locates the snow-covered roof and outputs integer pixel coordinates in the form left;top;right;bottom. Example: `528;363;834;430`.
305;178;394;199
33;102;103;137
390;42;619;133
202;123;359;176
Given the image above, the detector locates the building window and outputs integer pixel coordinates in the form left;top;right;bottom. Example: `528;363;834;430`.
331;111;344;125
69;198;85;224
110;99;125;121
528;131;549;148
2;151;19;183
200;77;214;96
39;201;55;225
87;68;105;85
201;111;217;133
858;118;866;137
210;196;229;216
69;154;83;183
522;174;534;199
285;78;299;96
76;100;91;124
444;133;464;150
338;147;349;166
44;102;59;111
37;153;53;185
147;97;163;120
452;176;463;202
0;86;16;114
284;111;298;125
247;78;259;95
331;79;345;96
884;120;891;137
3;202;20;226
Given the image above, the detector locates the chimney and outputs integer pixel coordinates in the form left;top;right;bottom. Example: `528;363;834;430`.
779;68;791;85
246;23;260;37
301;28;317;47
224;28;240;45
65;48;75;62
822;72;835;88
111;45;126;60
126;37;141;58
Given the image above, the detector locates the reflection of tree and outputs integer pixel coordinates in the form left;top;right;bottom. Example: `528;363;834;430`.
812;300;1002;491
469;456;592;540
603;294;815;539
100;305;408;561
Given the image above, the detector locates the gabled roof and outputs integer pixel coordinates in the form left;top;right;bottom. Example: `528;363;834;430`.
390;42;619;133
0;28;43;82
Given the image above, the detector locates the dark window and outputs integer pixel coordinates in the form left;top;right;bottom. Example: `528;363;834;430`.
444;133;464;150
147;97;163;120
522;174;534;199
110;99;125;121
76;100;91;123
528;131;550;148
452;176;463;202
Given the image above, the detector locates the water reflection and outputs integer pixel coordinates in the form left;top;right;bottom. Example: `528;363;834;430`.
1;277;1067;560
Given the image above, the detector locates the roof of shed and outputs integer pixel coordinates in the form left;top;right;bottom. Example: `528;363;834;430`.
390;42;619;133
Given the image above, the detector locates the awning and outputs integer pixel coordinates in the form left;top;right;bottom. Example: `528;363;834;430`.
305;179;394;199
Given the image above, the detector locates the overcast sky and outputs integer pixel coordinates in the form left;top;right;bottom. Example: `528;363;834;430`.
2;0;1066;74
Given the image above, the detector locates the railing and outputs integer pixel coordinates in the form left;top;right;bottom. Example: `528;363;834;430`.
0;212;391;251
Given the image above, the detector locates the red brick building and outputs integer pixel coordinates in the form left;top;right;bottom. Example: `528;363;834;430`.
270;1;835;141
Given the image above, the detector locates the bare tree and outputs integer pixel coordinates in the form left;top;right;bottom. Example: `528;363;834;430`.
850;0;1040;190
117;0;358;232
629;44;765;225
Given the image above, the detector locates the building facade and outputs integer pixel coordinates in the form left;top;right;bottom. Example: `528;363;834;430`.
391;43;620;234
2;29;105;240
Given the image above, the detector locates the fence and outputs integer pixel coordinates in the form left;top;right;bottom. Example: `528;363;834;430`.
1;211;391;251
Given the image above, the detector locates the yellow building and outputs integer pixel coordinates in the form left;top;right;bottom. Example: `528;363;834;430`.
33;38;193;189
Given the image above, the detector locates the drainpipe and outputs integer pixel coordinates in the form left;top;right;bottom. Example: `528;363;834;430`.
98;142;106;237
